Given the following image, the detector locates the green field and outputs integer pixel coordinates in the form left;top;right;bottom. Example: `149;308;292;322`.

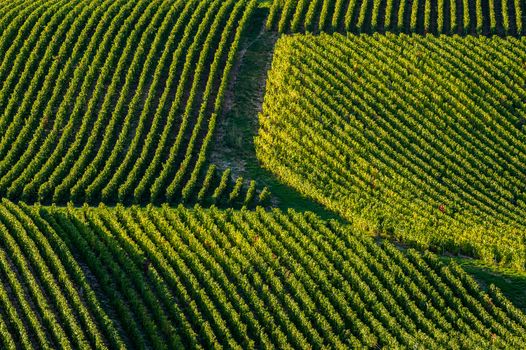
1;201;526;348
256;33;526;270
0;0;525;347
0;0;269;207
267;0;525;35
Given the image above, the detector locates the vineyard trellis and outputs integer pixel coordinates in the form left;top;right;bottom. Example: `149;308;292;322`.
256;33;526;271
0;0;267;207
0;200;524;348
267;0;526;35
1;0;526;347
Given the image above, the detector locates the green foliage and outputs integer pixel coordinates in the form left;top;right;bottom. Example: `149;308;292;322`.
228;176;244;204
1;1;525;346
212;168;232;204
0;200;523;347
258;186;272;206
0;0;260;206
244;180;257;207
256;33;526;271
267;0;526;35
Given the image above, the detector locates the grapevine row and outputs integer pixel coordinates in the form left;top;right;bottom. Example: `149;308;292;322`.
0;0;264;206
256;33;526;270
267;0;526;35
0;199;523;348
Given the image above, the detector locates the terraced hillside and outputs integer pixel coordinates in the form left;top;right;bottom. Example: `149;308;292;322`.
256;33;526;270
0;0;269;206
267;0;526;35
0;200;525;348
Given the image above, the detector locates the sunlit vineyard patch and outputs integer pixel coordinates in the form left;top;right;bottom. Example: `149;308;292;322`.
256;33;526;270
267;0;525;35
0;200;524;348
0;0;267;206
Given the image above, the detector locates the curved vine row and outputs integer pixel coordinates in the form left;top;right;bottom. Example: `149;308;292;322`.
0;0;266;207
0;199;523;348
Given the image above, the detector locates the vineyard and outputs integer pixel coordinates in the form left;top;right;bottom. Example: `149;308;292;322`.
1;0;526;347
0;200;524;348
0;0;270;206
267;0;526;35
256;33;526;270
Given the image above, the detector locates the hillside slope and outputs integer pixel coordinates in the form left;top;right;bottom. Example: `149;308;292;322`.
0;200;524;348
256;33;526;270
0;0;268;206
267;0;526;35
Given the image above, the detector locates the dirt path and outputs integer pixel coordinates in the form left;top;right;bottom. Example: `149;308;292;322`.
211;7;340;219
